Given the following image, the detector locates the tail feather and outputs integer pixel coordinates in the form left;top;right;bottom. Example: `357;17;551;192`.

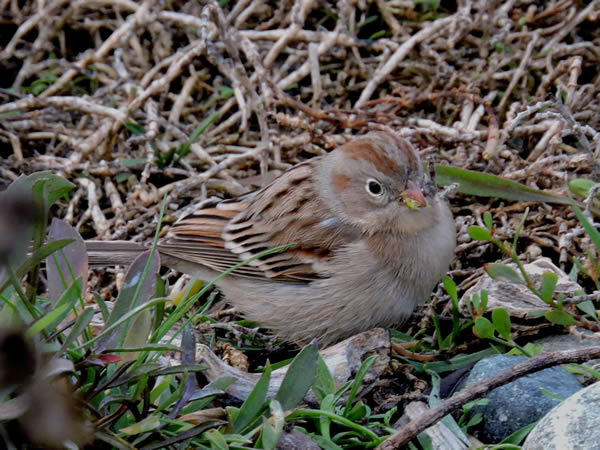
85;241;146;267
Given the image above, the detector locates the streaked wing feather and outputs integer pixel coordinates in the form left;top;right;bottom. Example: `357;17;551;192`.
158;200;269;278
159;159;357;282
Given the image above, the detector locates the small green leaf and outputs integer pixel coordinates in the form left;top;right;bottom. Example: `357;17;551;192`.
507;342;542;357
46;218;88;305
568;178;597;198
403;197;421;210
121;158;147;168
343;354;377;417
75;298;168;351
513;207;529;249
188;112;220;145
166;112;220;168
416;431;433;450
469;293;480;316
491;308;511;341
468;226;492;241
260;400;284;449
465;413;483;428
567;364;600;380
120;308;152;362
473;317;495;339
218;85;234;98
31;82;48;95
93;293;110;322
577;300;597;319
369;30;387;40
7;172;74;209
204;429;228;449
483;212;493;230
357;15;379;30
119;415;160;435
233;362;271;433
568;263;578;282
317;394;335;439
312;355;336;403
26;302;71;338
499;421;538;445
95;250;160;352
60;306;95;351
527;309;548;318
124;121;146;135
544;309;576;326
539;387;564;401
346;401;369;421
275;342;318;411
485;263;524;284
46;278;83;331
480;290;488;312
540;272;558;303
442;277;457;303
115;173;131;183
570;199;600;252
432;313;445;349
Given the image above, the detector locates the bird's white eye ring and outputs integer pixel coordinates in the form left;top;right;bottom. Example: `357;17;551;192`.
365;178;384;197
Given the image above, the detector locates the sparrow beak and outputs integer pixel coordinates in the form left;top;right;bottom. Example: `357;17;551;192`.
401;180;427;210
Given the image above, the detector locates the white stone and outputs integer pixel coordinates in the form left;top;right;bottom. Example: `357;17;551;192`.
522;381;600;450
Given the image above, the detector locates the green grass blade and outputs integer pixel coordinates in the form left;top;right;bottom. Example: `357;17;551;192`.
233;362;271;433
435;165;569;204
275;342;318;411
570;199;600;251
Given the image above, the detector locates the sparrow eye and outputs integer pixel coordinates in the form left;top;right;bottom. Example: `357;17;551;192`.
366;179;384;197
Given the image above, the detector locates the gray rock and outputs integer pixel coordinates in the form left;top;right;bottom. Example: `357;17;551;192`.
276;429;320;449
459;257;582;319
533;332;600;381
462;354;583;443
522;381;600;450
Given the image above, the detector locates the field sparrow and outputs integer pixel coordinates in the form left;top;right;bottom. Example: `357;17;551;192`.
87;132;456;345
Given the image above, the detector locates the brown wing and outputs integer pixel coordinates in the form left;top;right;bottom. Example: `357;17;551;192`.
158;159;358;282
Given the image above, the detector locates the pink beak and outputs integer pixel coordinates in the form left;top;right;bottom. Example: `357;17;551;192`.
401;180;426;207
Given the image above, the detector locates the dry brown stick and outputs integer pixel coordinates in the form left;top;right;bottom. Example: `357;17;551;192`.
240;29;398;52
565;56;582;109
377;346;600;450
232;0;261;28
77;178;109;237
1;0;70;59
0;96;126;121
175;144;268;193
74;37;207;160
262;0;317;69
497;32;539;111
207;2;256;137
125;40;207;122
6;132;23;161
169;71;199;124
355;12;464;108
308;43;322;105
40;0;153;97
226;0;251;24
528;119;563;162
540;0;599;54
276;19;342;90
